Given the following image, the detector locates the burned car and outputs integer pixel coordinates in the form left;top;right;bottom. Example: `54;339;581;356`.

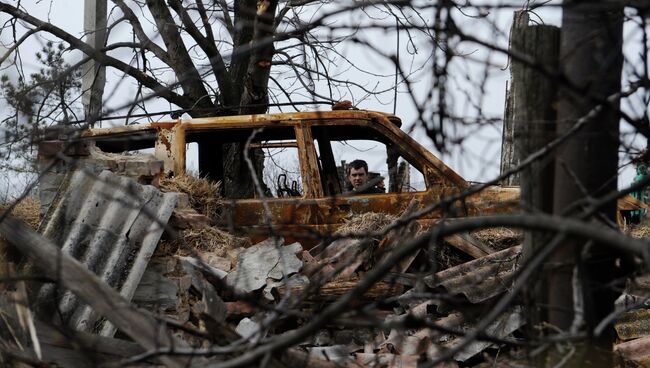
71;109;519;244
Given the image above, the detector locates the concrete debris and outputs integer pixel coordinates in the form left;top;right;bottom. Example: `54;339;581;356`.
235;317;262;341
1;206;530;368
354;353;420;368
38;144;163;216
615;335;650;367
1;159;535;367
132;258;183;312
615;309;650;342
444;307;524;362
0;216;194;368
308;345;355;364
179;255;228;280
226;238;303;295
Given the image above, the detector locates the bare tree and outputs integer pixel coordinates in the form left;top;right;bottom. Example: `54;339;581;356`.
1;0;650;367
0;1;397;196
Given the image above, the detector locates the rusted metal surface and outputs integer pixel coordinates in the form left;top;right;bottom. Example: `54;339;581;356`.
78;110;642;246
618;195;649;210
35;169;178;336
84;110;467;189
248;141;298;149
82;123;155;137
296;123;324;198
219;186;520;246
154;121;185;176
424;245;522;303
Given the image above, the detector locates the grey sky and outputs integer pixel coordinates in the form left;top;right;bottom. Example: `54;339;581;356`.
1;1;649;198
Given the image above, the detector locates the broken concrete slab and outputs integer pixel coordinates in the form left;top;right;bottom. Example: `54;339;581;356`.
235;317;262;341
226;239;303;294
308;345;354;364
132;259;181;312
441;307;524;362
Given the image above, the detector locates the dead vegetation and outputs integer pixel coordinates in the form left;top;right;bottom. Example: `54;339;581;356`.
158;174;250;259
159;174;222;221
0;196;40;274
0;196;40;229
165;226;251;258
335;212;397;235
627;221;650;239
471;227;522;250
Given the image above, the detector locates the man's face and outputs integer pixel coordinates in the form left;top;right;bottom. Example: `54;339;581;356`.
348;167;368;189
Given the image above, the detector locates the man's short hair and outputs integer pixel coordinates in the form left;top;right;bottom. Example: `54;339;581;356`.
347;159;368;174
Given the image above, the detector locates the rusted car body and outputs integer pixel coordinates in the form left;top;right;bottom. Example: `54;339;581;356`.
80;110;634;244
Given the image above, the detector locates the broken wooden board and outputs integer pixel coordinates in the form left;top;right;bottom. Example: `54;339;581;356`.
443;233;497;258
277;279;403;301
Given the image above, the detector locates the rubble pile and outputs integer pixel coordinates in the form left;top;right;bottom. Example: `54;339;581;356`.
613;275;650;367
0;170;529;368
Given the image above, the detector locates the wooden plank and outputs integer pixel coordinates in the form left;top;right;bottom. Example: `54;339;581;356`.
443;233;496;258
277;280;403;301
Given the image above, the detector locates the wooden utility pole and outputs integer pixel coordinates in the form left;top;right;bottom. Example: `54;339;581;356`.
550;0;624;334
501;14;559;189
82;0;106;127
504;10;559;218
503;10;560;339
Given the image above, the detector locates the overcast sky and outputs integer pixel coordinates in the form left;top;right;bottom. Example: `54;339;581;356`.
1;1;648;198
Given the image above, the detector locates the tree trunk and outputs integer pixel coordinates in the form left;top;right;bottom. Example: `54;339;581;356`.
550;0;624;337
201;1;278;199
505;10;560;342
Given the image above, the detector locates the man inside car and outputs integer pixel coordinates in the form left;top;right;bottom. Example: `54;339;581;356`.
346;159;385;194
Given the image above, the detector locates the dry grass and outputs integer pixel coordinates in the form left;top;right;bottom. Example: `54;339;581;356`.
1;196;40;277
471;227;522;250
0;196;40;229
176;226;250;257
335;212;397;236
159;175;222;220
157;226;251;259
628;222;650;239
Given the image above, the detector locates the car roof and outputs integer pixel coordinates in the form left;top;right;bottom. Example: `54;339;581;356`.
82;110;402;139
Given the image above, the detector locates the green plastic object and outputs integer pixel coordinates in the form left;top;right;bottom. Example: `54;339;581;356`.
630;163;648;223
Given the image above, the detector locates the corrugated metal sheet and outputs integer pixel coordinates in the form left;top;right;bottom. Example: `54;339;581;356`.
425;245;522;303
34;169;178;336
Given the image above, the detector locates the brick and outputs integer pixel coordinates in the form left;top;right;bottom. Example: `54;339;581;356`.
169;210;212;229
38;140;91;158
